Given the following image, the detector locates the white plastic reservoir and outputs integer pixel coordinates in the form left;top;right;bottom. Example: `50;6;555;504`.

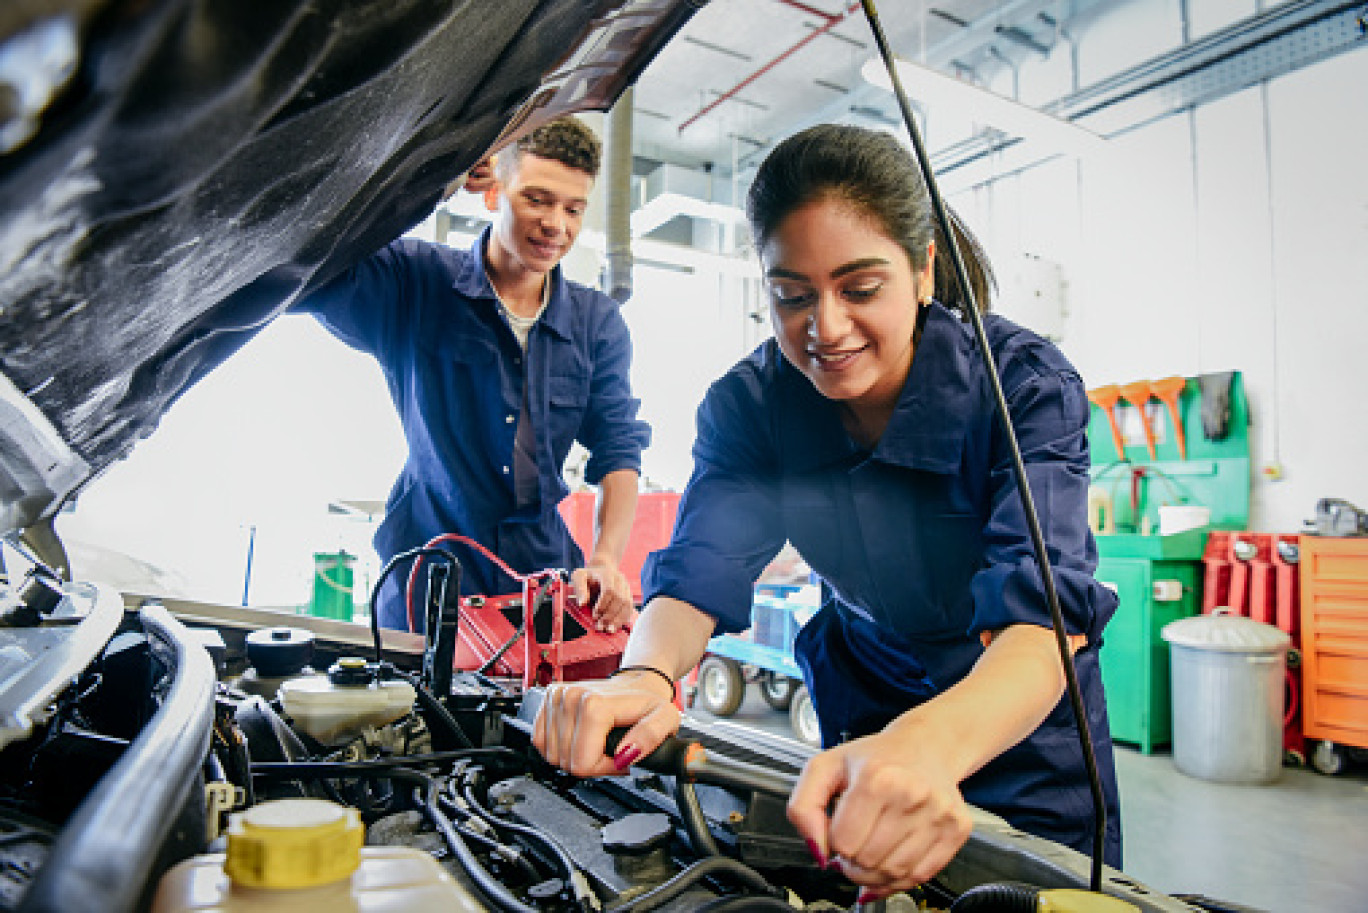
277;673;415;745
152;799;481;912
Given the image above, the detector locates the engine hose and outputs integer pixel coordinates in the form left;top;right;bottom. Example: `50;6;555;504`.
403;670;476;749
674;778;721;858
606;855;783;913
250;749;524;779
414;780;539;913
434;797;544;884
694;895;797;912
458;775;580;885
950;882;1040;912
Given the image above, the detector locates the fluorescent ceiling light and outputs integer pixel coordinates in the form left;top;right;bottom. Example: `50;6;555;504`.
860;56;1106;158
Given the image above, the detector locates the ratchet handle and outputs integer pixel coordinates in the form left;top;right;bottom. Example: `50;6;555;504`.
605;727;693;774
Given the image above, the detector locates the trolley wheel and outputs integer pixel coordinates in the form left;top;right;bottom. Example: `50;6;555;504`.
1311;740;1347;777
789;685;821;748
696;656;745;717
759;672;798;710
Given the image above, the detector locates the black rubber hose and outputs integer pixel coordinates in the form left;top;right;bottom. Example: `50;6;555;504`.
414;779;539;913
458;776;579;883
368;546;460;663
674;778;721;858
397;668;476;750
606;856;783;913
435;796;544;884
860;0;1109;891
694;895;798;912
950;882;1040;912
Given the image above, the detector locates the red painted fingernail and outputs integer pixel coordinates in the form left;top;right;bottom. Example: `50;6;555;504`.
804;839;827;869
856;887;886;904
613;745;641;770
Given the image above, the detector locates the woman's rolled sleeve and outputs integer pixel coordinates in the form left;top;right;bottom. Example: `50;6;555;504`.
968;368;1118;642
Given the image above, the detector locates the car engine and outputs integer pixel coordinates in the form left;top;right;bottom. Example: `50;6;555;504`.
0;560;1200;913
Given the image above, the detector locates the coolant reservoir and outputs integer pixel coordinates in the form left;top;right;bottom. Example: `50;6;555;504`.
277;663;416;744
151;799;482;912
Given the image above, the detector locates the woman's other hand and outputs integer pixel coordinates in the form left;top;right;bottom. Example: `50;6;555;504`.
787;730;973;900
531;670;680;778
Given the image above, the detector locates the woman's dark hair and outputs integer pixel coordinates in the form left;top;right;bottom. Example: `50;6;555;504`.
746;124;994;312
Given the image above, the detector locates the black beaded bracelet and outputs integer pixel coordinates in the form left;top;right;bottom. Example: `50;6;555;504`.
610;664;676;693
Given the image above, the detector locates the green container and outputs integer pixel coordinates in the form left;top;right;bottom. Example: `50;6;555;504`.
1097;556;1202;753
310;551;356;621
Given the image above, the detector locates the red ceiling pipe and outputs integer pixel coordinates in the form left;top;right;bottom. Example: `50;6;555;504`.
677;0;860;134
776;0;840;23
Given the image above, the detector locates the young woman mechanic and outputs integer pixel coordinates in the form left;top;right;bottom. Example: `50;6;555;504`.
532;124;1121;900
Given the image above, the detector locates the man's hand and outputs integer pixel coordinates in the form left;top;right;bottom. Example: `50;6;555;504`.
462;157;496;194
571;560;635;633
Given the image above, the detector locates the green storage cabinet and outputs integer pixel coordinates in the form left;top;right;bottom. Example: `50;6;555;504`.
1096;539;1204;754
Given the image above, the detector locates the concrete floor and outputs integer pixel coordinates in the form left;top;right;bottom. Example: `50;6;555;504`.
689;685;1368;913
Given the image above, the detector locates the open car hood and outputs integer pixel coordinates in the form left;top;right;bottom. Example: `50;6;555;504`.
0;0;700;537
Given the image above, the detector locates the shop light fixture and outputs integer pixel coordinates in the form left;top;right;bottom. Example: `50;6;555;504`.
859;56;1106;158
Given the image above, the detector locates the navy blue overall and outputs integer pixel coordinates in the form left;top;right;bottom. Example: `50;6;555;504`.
644;302;1122;864
302;229;650;628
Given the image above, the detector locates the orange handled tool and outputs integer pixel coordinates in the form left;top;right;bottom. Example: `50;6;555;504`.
1086;384;1127;460
1119;380;1157;460
1150;375;1187;460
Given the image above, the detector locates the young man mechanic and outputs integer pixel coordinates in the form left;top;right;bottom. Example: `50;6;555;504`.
299;117;650;634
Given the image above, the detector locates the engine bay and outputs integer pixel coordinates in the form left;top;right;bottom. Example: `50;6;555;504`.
0;561;1199;913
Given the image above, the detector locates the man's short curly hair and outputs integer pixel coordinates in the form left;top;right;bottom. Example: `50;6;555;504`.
497;117;601;180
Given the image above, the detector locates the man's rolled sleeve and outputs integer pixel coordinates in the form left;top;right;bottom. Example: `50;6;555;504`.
968;369;1118;642
581;305;650;484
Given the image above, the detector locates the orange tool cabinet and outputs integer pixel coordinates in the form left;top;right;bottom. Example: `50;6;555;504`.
1298;536;1368;758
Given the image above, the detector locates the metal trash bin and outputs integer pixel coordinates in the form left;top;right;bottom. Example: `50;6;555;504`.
1162;610;1291;783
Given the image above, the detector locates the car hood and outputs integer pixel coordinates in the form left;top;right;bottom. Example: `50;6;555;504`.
0;0;699;537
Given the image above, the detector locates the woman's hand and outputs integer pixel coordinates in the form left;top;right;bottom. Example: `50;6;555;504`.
786;730;973;901
531;671;680;778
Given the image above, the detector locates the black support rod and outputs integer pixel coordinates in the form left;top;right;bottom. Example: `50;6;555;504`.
859;0;1108;892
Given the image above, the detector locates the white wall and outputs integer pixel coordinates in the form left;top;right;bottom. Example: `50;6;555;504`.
961;3;1368;532
59;1;1367;602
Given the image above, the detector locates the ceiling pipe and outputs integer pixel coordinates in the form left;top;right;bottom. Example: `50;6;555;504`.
601;87;635;303
678;0;860;134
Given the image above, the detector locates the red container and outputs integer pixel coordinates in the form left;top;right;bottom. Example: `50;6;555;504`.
560;491;680;604
451;583;628;686
1202;531;1234;614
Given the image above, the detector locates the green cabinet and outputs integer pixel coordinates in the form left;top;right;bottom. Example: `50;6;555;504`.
1096;550;1203;754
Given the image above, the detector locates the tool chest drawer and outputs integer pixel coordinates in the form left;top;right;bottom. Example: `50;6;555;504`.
1298;536;1368;749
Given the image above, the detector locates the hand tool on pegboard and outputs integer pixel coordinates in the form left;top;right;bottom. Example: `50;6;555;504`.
1086;384;1127;460
1150;376;1187;459
1119;380;1158;460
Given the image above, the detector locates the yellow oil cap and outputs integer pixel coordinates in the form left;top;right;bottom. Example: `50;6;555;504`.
1038;889;1139;912
225;799;363;889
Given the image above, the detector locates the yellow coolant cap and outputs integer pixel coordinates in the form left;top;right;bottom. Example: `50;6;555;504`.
225;799;363;889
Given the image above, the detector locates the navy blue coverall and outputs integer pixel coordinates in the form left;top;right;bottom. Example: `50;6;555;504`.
301;228;650;629
643;301;1122;864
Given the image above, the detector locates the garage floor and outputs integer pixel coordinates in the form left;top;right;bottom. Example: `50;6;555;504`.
690;686;1368;913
